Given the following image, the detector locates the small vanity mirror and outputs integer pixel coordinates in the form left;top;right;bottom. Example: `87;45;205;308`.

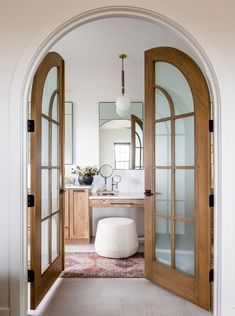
99;164;113;178
99;102;143;170
112;175;121;184
99;164;113;186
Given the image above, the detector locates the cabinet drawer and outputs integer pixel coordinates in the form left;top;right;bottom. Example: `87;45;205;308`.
89;198;144;208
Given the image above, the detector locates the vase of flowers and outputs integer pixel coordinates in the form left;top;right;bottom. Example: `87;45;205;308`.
71;166;99;185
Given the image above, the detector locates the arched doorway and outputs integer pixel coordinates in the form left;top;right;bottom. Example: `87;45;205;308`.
9;6;220;316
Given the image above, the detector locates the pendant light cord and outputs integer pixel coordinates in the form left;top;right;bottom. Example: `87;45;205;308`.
121;57;125;95
119;54;127;96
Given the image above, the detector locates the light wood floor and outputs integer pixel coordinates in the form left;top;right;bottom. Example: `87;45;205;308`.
28;278;212;316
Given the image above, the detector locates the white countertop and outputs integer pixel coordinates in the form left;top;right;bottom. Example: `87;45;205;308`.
89;192;145;200
65;184;92;189
65;185;144;199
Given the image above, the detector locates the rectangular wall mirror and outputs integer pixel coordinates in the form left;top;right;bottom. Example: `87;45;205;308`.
99;102;144;170
64;101;73;165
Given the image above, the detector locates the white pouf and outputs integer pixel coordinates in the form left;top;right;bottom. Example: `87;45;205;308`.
94;217;139;258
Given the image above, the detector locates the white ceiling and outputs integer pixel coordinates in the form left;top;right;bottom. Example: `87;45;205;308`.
52;17;195;65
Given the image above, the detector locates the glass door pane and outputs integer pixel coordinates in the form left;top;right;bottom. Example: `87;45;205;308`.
175;116;194;166
155;88;171;119
155;121;171;166
52;93;58;122
52;169;59;213
155;217;171;266
175;221;195;275
41;118;49;166
155;169;171;215
41;169;49;218
42;67;57;116
175;169;194;219
41;219;49;273
52;213;59;261
52;123;58;166
155;62;194;115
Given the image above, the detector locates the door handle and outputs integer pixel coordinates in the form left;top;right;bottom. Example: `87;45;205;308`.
60;188;65;194
144;189;153;197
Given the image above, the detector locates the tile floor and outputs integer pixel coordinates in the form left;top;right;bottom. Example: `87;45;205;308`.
28;278;212;316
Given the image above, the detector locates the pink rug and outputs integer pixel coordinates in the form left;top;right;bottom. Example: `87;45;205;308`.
60;252;144;278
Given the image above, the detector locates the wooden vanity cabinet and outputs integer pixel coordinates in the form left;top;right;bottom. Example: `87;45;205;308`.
64;188;90;244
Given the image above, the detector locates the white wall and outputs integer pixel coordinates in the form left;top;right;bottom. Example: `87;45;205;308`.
1;2;235;316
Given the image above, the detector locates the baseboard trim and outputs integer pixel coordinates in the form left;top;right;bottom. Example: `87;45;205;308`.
0;308;10;316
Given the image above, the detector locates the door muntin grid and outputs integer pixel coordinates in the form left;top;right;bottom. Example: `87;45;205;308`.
154;62;195;276
40;66;60;274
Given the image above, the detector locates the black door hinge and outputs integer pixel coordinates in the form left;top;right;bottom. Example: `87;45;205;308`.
144;189;153;197
209;269;214;283
28;269;35;283
209;194;214;207
27;119;35;132
209;120;214;133
28;194;35;207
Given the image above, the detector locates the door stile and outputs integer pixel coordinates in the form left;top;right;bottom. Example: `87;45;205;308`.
170;114;175;269
144;54;155;278
60;59;65;270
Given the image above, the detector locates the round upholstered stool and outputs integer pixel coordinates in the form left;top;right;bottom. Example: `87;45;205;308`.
94;217;139;258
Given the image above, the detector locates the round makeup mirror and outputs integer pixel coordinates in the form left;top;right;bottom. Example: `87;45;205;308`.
113;175;121;184
99;164;113;186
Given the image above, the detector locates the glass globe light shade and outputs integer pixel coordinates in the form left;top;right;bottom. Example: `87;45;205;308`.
116;95;131;111
116;107;130;117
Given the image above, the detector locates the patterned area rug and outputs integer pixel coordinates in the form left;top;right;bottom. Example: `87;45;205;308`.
60;252;144;278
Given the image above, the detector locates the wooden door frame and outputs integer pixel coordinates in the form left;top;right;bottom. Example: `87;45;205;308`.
7;7;220;316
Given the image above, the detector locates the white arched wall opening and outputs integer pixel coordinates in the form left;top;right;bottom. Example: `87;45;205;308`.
8;6;221;316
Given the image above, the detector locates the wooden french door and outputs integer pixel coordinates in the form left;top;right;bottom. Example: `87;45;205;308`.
144;47;211;310
29;52;65;309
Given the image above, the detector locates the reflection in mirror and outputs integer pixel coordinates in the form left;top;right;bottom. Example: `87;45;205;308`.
99;102;143;170
64;102;73;164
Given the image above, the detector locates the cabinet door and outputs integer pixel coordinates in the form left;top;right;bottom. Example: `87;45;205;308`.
69;189;90;242
64;190;69;239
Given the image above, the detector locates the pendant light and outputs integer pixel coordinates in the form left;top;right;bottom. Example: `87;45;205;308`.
116;54;131;116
